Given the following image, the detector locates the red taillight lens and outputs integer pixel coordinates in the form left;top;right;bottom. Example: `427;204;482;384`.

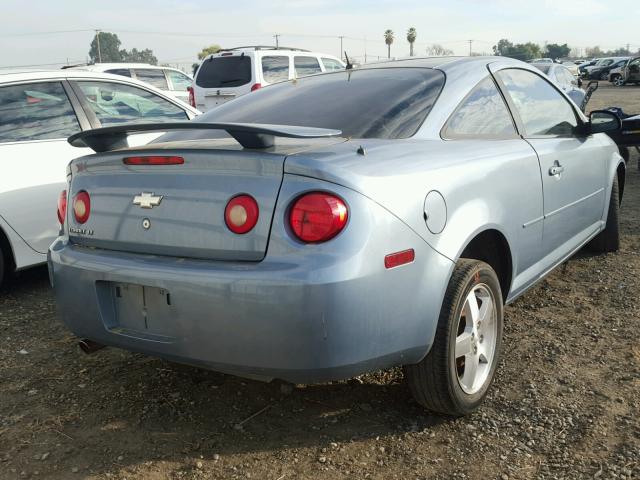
123;156;184;166
73;191;91;224
57;190;67;225
250;83;262;92
225;195;259;234
384;249;415;269
289;192;348;243
187;86;196;107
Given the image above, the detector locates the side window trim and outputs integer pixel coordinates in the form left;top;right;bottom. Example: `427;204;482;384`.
61;80;92;131
492;67;585;139
441;75;520;140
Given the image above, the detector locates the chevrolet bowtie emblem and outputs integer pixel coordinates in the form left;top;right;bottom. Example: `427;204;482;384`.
133;192;163;209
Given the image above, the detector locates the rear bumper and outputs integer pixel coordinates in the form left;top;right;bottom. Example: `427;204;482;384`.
49;238;452;383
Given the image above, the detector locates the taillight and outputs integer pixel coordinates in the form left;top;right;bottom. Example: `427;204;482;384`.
73;191;91;224
123;156;184;166
225;195;259;234
57;190;67;225
187;86;196;107
250;83;262;92
289;192;348;243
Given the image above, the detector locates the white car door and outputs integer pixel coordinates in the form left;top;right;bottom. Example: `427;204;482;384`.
0;81;90;256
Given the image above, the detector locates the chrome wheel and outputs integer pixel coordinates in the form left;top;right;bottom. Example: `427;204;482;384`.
454;284;497;394
613;76;625;87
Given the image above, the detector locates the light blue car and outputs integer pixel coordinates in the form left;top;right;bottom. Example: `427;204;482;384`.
49;57;624;416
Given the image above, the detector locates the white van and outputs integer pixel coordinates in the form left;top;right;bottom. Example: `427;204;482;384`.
191;46;345;112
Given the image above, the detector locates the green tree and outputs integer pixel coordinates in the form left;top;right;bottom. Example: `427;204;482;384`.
384;29;394;59
89;31;122;63
121;48;158;65
406;27;417;57
492;38;541;61
545;43;571;60
197;44;222;60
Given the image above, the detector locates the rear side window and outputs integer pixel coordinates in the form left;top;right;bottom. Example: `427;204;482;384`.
443;77;516;138
134;69;168;89
0;82;80;143
194;68;445;139
261;56;290;83
105;68;132;78
196;56;252;88
76;81;188;126
294;56;322;77
322;58;344;72
166;70;192;91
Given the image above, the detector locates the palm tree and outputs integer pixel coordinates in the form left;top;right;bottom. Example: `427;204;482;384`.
384;29;394;59
407;27;417;56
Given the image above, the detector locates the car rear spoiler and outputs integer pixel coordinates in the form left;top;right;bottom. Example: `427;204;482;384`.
68;122;343;153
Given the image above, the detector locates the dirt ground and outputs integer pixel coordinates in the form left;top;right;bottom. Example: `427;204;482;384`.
1;83;639;480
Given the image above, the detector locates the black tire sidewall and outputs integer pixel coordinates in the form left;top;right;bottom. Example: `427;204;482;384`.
446;263;504;412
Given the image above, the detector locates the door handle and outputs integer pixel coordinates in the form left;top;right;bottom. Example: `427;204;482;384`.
549;163;565;176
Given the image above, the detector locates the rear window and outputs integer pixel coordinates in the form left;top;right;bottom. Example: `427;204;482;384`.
191;68;445;139
196;56;252;88
533;64;551;74
105;68;132;78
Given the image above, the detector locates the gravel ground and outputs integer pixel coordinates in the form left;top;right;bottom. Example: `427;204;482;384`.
1;84;639;480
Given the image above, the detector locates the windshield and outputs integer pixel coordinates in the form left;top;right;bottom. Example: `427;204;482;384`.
179;68;445;140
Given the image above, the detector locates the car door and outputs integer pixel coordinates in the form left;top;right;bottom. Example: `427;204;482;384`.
164;69;192;101
626;58;640;83
0;80;91;255
69;79;192;147
494;68;606;263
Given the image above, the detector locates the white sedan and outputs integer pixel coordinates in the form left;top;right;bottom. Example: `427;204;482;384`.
0;69;199;287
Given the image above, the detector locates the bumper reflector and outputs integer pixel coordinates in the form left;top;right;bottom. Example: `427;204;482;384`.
384;249;415;269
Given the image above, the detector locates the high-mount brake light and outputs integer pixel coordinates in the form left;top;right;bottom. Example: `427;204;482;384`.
289;192;348;243
123;156;184;166
57;190;67;225
73;191;91;224
251;83;262;92
225;195;259;234
187;86;196;108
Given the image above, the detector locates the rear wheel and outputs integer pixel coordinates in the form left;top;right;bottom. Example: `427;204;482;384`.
589;177;620;253
612;75;625;87
404;259;503;416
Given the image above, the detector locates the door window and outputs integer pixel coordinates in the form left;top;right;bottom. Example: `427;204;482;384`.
76;81;188;126
133;69;169;89
294;56;322;77
165;70;192;91
0;82;80;143
105;68;132;78
497;69;578;137
261;56;290;83
443;76;516;138
321;58;344;72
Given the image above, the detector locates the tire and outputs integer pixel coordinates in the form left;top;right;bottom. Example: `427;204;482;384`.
589;176;620;253
0;245;5;290
612;75;625;87
404;259;503;416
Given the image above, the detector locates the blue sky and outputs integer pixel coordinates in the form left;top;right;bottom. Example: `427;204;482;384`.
0;0;638;69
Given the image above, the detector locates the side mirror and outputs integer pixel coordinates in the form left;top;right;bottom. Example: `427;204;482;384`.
589;110;622;134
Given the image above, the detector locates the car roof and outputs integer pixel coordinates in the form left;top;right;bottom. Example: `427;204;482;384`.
358;55;525;72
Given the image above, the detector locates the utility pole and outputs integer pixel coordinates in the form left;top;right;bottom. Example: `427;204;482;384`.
364;36;367;64
95;29;102;63
468;39;473;56
627;43;631;54
274;34;280;49
339;36;344;61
